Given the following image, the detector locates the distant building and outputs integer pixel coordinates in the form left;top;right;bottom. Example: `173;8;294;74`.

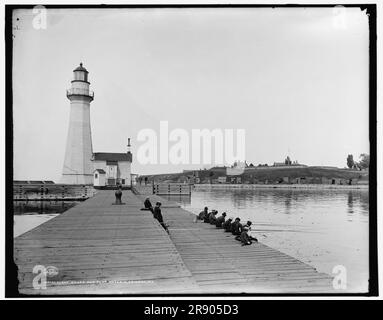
217;176;227;183
92;152;132;187
273;156;304;167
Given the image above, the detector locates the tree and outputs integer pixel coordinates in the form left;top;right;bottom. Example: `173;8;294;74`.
347;154;354;169
358;153;370;170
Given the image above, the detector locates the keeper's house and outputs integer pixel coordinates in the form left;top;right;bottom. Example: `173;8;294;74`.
92;152;132;187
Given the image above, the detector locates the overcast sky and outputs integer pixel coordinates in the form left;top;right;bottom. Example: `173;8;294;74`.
12;7;369;180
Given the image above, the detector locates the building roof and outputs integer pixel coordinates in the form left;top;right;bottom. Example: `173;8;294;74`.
93;152;132;162
73;63;89;73
94;169;106;174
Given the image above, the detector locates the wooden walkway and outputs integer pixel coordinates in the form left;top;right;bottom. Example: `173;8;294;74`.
136;194;335;294
15;190;335;294
14;191;199;294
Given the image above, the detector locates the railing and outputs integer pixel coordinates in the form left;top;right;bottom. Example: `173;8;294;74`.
66;88;94;99
133;183;193;196
153;183;192;195
13;184;97;200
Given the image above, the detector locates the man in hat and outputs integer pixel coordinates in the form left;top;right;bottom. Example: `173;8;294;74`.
231;217;243;236
198;207;209;221
223;217;233;232
244;221;258;242
144;197;154;213
153;202;169;233
239;225;252;246
215;212;227;228
209;210;218;225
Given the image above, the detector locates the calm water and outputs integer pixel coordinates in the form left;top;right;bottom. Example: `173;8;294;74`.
13;201;80;237
167;188;369;292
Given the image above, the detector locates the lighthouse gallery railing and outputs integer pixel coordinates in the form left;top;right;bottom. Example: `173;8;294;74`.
66;88;94;98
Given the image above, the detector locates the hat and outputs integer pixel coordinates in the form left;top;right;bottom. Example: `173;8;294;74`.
222;212;227;216
228;217;234;220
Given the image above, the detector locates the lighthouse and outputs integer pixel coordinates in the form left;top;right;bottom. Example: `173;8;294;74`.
61;63;94;184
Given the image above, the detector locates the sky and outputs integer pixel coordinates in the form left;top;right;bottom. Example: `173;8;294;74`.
12;7;370;180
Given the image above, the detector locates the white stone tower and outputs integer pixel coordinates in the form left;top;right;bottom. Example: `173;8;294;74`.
61;63;94;184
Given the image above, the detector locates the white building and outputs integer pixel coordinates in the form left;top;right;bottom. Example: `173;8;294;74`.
93;169;106;187
92;152;133;187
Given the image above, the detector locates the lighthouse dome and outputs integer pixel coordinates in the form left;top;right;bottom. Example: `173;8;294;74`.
73;63;89;73
72;63;89;82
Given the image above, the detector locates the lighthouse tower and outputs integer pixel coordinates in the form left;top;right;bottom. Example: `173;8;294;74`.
61;63;94;184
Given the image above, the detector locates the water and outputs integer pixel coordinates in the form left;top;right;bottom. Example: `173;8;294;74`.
13;201;80;237
171;188;369;292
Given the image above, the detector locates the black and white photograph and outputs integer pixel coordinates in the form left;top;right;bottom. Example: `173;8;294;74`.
4;3;378;299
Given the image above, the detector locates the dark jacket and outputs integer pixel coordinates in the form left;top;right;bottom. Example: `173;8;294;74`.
203;212;211;223
240;230;251;244
209;212;217;224
144;199;152;209
231;221;243;235
215;215;225;228
198;210;208;220
223;219;232;232
153;206;163;223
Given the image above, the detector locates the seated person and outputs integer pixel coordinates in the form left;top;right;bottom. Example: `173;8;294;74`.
143;197;154;213
153;202;169;234
244;221;258;242
203;210;212;223
215;212;227;228
231;217;242;236
198;207;209;221
223;217;233;232
239;226;252;246
209;210;218;225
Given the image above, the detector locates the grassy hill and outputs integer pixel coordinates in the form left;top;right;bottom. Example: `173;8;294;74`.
139;166;368;184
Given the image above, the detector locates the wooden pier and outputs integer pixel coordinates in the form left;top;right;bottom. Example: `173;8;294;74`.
14;190;335;294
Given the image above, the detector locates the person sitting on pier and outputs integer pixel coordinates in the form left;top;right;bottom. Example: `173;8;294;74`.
198;207;209;221
243;221;258;242
143;197;154;213
153;202;169;234
223;217;233;232
231;217;243;236
239;226;252;246
209;210;218;225
215;212;227;228
203;210;213;223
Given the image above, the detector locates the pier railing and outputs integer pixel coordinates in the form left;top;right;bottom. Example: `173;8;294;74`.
133;183;193;196
13;184;97;201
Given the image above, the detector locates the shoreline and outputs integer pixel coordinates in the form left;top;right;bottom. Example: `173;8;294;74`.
194;183;368;190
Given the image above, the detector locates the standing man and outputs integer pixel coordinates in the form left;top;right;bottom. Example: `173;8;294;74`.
115;185;122;204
